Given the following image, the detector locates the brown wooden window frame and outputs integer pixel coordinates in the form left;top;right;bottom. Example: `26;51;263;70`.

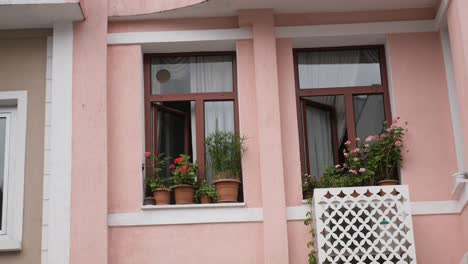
294;45;392;176
144;52;240;181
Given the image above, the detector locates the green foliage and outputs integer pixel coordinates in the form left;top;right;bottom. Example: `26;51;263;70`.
366;119;406;182
304;199;317;264
170;154;198;186
205;131;246;179
145;176;173;192
194;181;218;203
302;174;319;193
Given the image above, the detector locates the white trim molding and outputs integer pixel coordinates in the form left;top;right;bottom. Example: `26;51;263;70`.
0;91;27;251
108;205;262;227
107;28;253;45
435;0;450;29
460;252;468;264
46;23;73;264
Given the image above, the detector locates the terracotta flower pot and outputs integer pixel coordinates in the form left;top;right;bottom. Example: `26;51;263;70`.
377;179;400;186
214;178;240;203
200;195;212;204
303;191;313;199
153;189;171;205
173;184;195;204
143;197;156;205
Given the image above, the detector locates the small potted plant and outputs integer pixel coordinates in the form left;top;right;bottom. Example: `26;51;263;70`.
302;174;319;199
195;181;218;204
143;152;171;205
366;117;407;186
170;154;198;204
205;131;246;203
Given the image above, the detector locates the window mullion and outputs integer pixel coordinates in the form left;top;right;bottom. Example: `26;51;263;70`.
196;99;205;181
344;93;357;148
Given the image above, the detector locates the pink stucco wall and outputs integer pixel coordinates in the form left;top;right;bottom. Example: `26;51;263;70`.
108;45;144;213
71;0;108;262
109;223;264;264
387;32;457;201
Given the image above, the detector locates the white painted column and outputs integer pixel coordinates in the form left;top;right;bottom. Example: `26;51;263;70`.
46;22;73;264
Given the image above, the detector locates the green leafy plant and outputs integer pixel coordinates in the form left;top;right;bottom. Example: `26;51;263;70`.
194;181;218;203
143;152;170;192
304;200;317;264
366;117;407;182
205;131;246;179
170;154;198;186
302;174;319;193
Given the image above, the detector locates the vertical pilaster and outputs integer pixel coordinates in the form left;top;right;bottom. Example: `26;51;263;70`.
71;0;108;263
239;10;290;264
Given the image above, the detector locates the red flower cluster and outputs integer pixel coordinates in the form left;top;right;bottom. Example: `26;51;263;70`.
174;157;184;163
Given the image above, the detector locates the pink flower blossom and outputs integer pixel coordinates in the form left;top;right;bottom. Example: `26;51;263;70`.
386;128;392;132
344;153;349;157
365;136;374;142
353;157;359;161
395;140;402;147
335;164;341;168
359;168;366;173
344;140;351;146
351;148;360;153
144;152;151;157
355;137;361;141
364;144;369;148
380;134;386;139
349;169;358;175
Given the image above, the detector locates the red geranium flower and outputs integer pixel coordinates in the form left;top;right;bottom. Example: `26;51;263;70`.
180;166;187;173
169;164;175;170
144;152;151;158
174;157;184;163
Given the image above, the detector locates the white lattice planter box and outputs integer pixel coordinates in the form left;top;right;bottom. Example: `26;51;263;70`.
313;185;416;264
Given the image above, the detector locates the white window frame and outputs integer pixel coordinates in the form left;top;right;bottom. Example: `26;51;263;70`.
0;91;27;251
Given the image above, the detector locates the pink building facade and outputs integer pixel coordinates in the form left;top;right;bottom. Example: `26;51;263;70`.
0;0;467;264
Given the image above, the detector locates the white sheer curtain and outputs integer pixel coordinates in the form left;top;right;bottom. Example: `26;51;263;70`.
189;56;234;165
305;106;334;178
298;49;381;89
311;96;346;146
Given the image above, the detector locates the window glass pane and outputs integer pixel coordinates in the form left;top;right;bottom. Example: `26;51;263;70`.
204;101;235;182
302;96;347;178
297;49;382;89
353;94;386;140
151;55;234;94
0;117;6;229
153;101;195;177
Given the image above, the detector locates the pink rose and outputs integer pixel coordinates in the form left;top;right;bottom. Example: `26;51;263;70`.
335;164;341;168
355;137;361;141
344;140;351;146
359;168;366;173
349;169;357;175
365;136;374;142
395;141;402;147
144;152;151;158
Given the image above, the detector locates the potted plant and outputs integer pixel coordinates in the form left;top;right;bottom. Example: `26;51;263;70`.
195;181;218;204
170;154;198;204
302;174;319;199
143;152;171;205
205;131;246;203
366;117;407;186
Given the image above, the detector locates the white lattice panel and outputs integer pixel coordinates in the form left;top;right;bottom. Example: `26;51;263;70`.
314;185;416;264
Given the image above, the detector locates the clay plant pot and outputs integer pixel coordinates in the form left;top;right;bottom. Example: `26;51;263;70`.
377;179;400;186
173;184;195;204
153;189;171;205
303;191;313;200
143;197;156;206
200;195;212;204
214;178;240;203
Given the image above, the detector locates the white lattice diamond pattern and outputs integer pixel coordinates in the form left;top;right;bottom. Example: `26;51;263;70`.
314;185;416;264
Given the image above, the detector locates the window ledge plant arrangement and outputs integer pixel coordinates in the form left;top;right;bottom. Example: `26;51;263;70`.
195;180;218;204
205;131;246;203
144;152;171;205
170;154;198;204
